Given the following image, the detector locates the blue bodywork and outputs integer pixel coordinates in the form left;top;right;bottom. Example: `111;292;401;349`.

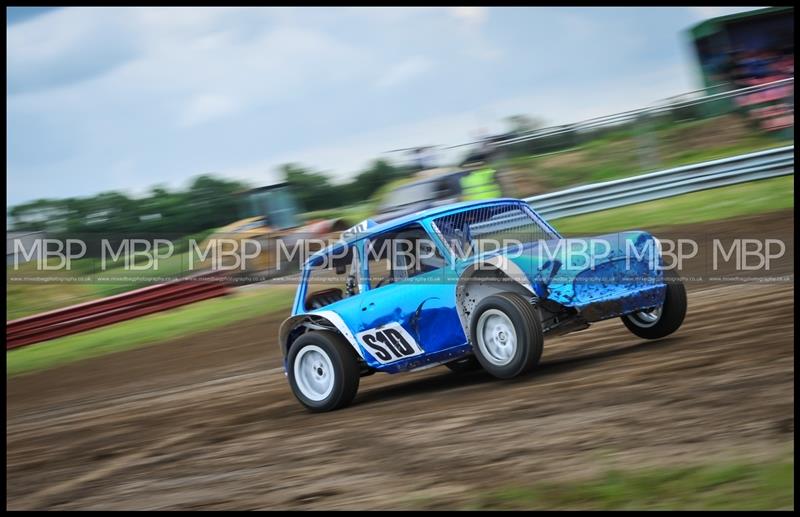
282;199;667;374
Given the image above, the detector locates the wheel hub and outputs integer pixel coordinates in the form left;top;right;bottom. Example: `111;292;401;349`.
293;345;335;402
627;306;663;328
477;310;518;366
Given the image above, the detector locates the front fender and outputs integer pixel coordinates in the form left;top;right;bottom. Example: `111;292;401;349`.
278;310;364;360
454;255;537;337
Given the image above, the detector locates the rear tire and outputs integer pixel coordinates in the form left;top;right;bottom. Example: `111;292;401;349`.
622;269;687;340
287;331;360;412
469;293;543;379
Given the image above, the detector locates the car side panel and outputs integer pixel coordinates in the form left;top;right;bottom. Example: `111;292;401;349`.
355;270;469;373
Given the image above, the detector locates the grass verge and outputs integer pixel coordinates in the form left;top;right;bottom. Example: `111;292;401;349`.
504;114;790;192
7;285;295;377
6;280;101;321
551;175;794;235
464;458;794;510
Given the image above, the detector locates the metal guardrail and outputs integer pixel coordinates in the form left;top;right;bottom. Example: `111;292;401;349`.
524;145;794;220
6;271;231;349
495;78;794;149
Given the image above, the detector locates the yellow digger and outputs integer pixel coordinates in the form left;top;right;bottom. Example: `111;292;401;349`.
195;183;349;280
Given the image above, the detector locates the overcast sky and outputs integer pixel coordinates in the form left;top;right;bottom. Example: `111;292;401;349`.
7;6;761;206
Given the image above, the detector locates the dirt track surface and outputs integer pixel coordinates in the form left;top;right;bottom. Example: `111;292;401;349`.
6;213;795;510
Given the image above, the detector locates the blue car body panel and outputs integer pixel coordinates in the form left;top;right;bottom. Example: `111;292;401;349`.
504;231;667;318
352;267;471;373
283;198;667;374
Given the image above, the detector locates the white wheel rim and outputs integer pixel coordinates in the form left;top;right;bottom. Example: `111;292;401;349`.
293;345;335;402
627;306;663;328
476;309;518;366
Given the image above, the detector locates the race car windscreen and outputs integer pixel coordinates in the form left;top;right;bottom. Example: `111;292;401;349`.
432;203;556;260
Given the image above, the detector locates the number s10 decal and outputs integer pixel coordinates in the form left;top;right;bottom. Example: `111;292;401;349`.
356;323;423;364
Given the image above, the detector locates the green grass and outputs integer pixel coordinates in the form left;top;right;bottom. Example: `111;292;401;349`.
7;285;295;377
7;233;219;320
6;280;101;321
7;256;109;320
465;458;794;510
552;175;794;235
504;114;791;192
85;248;203;297
7;254;204;320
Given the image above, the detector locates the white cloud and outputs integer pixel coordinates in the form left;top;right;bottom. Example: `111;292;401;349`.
8;10;372;115
7;7;731;206
685;6;763;21
226;61;696;186
6;8;138;94
445;7;502;62
447;7;488;28
376;56;435;89
7;8;378;203
179;94;239;127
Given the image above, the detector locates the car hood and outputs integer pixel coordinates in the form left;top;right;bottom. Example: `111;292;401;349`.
461;230;664;307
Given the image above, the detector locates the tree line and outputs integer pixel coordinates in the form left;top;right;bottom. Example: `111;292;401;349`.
8;160;408;236
8;114;549;236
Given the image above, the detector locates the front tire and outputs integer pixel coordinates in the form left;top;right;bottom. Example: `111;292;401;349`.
287;331;360;412
469;293;543;379
622;269;687;340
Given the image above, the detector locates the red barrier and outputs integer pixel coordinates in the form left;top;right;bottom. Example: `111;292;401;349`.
6;272;232;350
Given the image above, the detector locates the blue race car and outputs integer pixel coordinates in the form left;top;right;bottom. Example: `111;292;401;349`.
279;198;687;412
